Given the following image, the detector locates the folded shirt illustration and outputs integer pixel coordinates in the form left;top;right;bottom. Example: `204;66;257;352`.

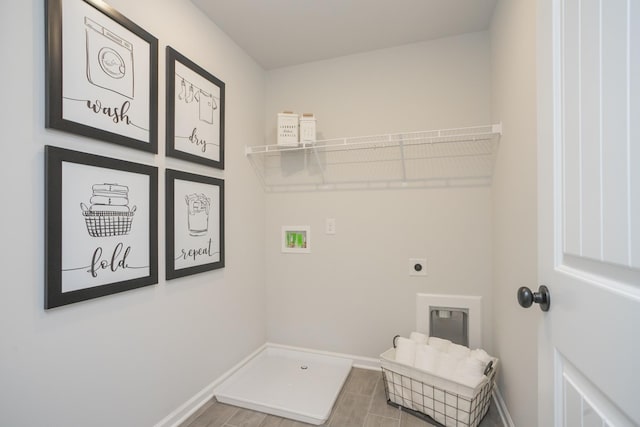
90;195;129;206
83;183;135;213
92;183;129;195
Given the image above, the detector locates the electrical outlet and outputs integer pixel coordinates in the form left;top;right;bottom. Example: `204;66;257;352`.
409;258;427;276
325;218;336;235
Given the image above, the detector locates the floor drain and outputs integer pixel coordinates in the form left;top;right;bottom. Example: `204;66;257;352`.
300;365;308;370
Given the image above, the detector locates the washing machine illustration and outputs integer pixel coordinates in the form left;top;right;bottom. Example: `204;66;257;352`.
84;17;134;99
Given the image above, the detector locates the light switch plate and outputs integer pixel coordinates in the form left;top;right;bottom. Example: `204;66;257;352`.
409;258;427;276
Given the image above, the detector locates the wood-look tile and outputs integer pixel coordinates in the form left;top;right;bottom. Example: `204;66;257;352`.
479;404;502;427
398;403;501;427
225;407;267;426
180;368;504;427
259;414;319;427
186;400;239;427
364;414;401;427
399;410;438;427
342;368;379;396
368;377;401;420
179;398;217;427
328;392;371;426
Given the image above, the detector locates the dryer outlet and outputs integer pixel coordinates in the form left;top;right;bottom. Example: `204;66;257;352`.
409;258;427;276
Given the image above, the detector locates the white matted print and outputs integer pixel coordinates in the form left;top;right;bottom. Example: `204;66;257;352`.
45;146;158;309
46;0;158;152
166;169;225;279
166;47;225;168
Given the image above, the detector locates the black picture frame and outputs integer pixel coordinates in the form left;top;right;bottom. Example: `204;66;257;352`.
45;0;159;153
45;145;158;309
166;46;225;169
166;169;225;280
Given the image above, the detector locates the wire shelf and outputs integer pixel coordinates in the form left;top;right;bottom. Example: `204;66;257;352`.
246;124;501;191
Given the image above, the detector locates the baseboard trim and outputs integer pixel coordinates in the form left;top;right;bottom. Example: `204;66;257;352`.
493;386;515;427
266;342;381;370
153;343;267;427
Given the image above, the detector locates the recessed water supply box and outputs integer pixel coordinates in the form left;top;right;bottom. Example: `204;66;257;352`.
429;306;469;347
277;111;299;146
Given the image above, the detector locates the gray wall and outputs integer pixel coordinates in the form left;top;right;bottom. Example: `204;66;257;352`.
0;1;266;426
490;0;540;425
263;33;495;358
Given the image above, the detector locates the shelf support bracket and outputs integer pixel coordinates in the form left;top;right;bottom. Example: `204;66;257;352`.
310;146;326;185
398;135;407;183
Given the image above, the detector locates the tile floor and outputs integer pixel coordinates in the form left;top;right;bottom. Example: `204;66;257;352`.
180;368;503;427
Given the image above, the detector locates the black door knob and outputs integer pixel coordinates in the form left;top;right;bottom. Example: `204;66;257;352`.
517;285;550;312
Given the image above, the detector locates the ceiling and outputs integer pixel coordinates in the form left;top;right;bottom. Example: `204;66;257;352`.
191;0;499;70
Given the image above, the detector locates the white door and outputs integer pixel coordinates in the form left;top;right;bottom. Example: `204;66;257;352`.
537;0;640;425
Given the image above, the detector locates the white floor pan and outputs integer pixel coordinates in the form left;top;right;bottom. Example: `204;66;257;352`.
214;346;353;425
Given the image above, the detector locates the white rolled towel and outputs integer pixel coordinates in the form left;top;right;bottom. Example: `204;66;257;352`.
470;348;493;364
454;373;484;389
454;356;485;388
409;331;428;345
428;336;452;352
436;353;459;381
448;343;471;360
394;337;416;366
414;344;440;373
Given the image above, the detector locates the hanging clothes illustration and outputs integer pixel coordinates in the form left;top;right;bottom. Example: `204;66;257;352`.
178;78;186;101
194;90;216;124
185;83;194;103
176;73;218;124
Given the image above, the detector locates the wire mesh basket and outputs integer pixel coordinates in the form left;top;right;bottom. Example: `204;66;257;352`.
81;206;136;237
380;347;497;427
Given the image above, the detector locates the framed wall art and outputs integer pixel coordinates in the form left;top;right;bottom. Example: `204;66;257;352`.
281;226;311;254
45;145;158;309
166;46;225;169
45;0;158;152
166;169;225;279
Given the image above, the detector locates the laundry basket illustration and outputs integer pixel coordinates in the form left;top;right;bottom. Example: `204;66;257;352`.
81;203;136;237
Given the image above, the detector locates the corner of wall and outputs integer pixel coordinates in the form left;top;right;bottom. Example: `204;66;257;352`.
489;0;539;425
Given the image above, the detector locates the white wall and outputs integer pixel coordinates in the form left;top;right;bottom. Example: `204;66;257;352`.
264;33;495;358
0;1;539;423
490;0;539;425
0;1;266;426
265;33;492;140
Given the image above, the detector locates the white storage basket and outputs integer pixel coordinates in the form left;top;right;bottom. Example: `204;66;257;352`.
299;113;316;144
380;348;497;427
